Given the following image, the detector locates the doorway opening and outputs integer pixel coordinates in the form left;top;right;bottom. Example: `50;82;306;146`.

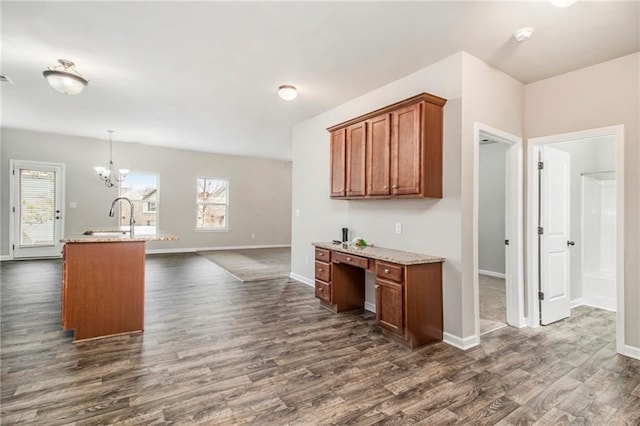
527;125;624;354
473;123;525;340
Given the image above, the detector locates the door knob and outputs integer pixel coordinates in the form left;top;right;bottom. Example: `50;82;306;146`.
567;240;576;246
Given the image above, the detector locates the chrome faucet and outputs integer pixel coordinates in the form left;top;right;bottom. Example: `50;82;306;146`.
109;197;135;236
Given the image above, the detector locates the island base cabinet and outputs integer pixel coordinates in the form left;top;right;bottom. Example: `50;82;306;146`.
62;241;145;341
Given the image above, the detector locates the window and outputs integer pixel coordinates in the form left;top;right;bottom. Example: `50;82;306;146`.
119;172;159;228
196;177;228;229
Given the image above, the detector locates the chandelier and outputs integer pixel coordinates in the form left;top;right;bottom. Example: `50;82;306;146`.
94;130;129;188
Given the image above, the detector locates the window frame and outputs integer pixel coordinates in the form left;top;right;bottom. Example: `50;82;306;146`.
195;176;229;232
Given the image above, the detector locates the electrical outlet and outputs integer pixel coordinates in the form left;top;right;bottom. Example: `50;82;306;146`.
305;256;309;264
295;209;300;217
251;233;255;239
69;202;78;208
395;223;402;234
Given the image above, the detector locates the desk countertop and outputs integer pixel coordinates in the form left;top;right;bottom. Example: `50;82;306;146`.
313;242;444;266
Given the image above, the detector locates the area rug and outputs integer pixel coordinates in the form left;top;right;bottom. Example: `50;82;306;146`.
196;247;291;282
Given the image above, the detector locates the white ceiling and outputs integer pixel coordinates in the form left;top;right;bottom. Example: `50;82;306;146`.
2;1;638;160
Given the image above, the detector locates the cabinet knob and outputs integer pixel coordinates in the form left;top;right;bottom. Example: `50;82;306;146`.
319;288;324;292
346;257;352;261
375;285;380;289
318;252;323;256
318;268;323;272
392;184;398;189
384;268;390;273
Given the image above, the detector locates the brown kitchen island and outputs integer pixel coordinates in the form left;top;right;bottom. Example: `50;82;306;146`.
61;228;177;341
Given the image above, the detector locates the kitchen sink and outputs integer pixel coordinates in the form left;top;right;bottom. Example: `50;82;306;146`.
82;230;130;236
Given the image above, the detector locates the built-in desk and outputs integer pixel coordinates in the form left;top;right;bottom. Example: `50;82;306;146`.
312;242;444;349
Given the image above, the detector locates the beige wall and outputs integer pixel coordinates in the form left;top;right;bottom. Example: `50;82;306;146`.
292;53;465;338
1;128;292;255
525;52;640;349
291;52;525;343
460;52;525;338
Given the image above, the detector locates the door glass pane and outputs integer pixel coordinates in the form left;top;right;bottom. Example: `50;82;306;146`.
19;169;56;247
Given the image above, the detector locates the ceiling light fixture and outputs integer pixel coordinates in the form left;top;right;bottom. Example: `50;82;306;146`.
94;130;129;188
513;27;534;42
42;59;88;95
0;74;15;84
550;0;578;7
278;85;297;101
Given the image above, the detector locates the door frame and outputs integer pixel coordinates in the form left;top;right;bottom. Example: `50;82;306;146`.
9;159;66;260
526;125;624;355
473;123;525;340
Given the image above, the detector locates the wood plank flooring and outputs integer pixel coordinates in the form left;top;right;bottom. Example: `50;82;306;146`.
2;253;639;425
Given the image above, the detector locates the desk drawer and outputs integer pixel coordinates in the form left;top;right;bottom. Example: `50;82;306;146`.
315;261;331;282
376;261;403;283
315;248;331;262
333;251;368;269
315;280;332;302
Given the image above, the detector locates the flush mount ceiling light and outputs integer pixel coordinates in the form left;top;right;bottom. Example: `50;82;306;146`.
550;0;578;7
513;27;534;42
278;85;297;101
94;130;129;188
42;59;88;95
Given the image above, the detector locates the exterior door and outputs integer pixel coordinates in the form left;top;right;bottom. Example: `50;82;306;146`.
539;146;571;325
11;160;65;258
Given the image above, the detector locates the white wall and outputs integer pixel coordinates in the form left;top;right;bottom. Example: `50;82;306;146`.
478;142;506;275
1;128;292;256
525;52;640;349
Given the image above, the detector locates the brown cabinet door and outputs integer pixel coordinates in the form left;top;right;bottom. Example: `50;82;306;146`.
375;278;404;335
346;122;366;197
391;103;422;196
330;129;346;197
366;113;391;196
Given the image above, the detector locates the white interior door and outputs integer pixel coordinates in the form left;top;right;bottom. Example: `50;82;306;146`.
539;146;571;325
11;160;65;258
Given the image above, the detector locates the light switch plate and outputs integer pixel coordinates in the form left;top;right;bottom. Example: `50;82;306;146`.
69;202;78;208
395;223;402;234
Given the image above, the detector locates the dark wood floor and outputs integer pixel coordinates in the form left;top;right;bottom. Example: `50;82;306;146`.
1;254;639;425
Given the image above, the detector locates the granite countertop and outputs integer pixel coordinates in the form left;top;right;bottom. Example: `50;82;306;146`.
313;242;444;265
62;226;178;243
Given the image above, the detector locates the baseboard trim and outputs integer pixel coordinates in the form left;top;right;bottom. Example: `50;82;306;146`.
289;272;313;287
623;345;640;360
0;255;13;261
478;269;506;279
570;298;617;313
443;332;479;350
570;298;583;309
364;301;376;313
146;244;291;255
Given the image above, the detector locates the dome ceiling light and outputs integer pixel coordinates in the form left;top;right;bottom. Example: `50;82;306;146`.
43;59;89;95
278;85;297;101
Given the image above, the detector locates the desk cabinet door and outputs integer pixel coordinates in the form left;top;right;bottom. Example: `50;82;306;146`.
375;278;403;335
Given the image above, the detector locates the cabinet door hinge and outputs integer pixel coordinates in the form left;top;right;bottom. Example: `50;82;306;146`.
12;244;15;251
12;206;16;213
538;292;544;301
538;161;544;170
538;226;544;235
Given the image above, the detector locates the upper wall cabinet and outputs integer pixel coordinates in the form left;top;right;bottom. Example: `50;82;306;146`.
327;92;446;199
